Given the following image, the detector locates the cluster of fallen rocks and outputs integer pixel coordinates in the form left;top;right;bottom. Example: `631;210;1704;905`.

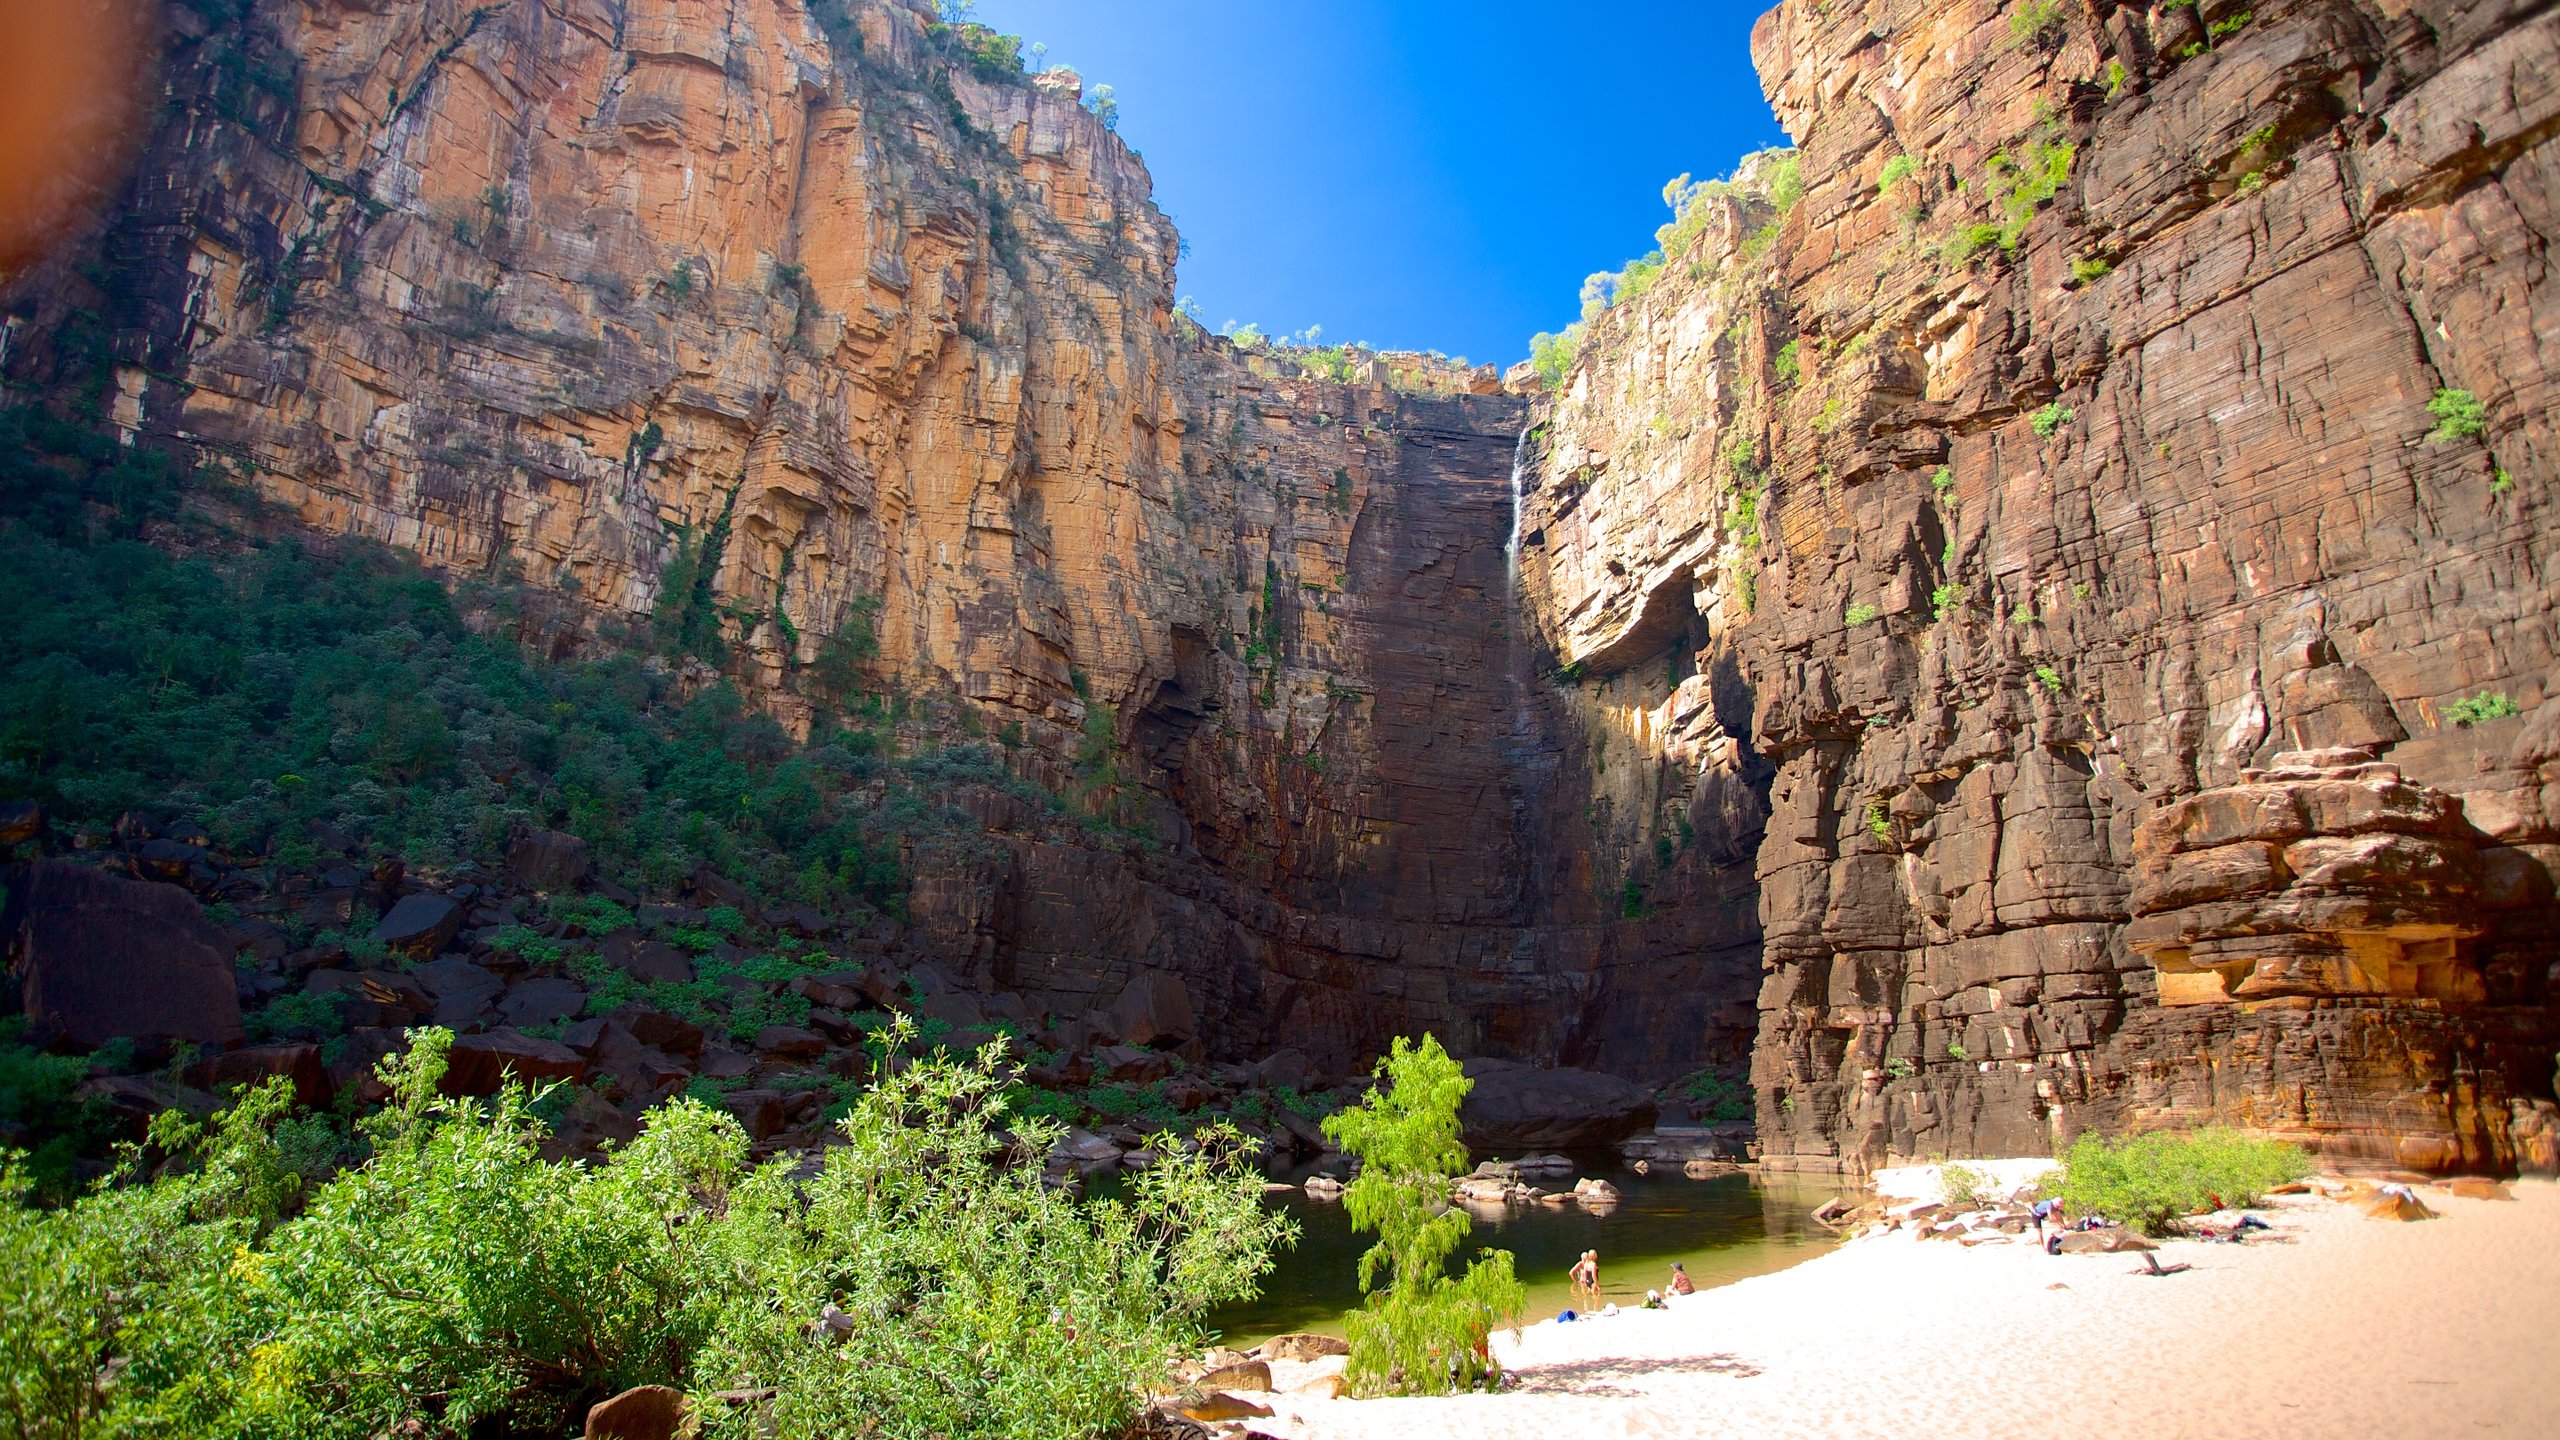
1449;1157;1624;1213
1151;1332;1353;1433
0;805;1372;1171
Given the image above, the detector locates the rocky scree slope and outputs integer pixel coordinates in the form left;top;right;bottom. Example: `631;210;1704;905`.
1514;0;2560;1174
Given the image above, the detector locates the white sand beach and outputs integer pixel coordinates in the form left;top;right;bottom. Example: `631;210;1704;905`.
1251;1177;2560;1440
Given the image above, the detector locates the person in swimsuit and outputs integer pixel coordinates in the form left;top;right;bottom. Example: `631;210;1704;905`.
1666;1261;1695;1297
1570;1249;1601;1308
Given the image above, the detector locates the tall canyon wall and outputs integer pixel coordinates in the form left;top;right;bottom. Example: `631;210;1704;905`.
1517;0;2560;1172
0;0;1756;1084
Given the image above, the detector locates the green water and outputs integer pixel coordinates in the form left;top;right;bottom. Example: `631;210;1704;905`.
1203;1165;1847;1347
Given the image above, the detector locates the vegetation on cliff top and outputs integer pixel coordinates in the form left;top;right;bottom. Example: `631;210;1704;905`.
0;1028;1291;1438
1526;149;1801;393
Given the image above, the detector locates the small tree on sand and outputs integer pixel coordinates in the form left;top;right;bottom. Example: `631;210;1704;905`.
1321;1034;1525;1395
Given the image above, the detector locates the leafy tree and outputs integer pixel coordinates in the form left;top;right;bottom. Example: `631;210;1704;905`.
1321;1034;1523;1396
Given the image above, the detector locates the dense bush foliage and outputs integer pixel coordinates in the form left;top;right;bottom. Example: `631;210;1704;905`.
1321;1034;1523;1397
2055;1128;2310;1235
0;404;1042;914
0;1027;1290;1438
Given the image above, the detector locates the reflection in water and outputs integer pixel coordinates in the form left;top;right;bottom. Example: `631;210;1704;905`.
1204;1165;1846;1347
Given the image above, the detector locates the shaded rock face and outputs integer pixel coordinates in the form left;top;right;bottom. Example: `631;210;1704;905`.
6;860;244;1050
1458;1058;1660;1152
1519;0;2560;1171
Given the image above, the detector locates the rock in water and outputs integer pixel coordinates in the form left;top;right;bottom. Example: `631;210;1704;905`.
1459;1058;1659;1150
10;859;241;1048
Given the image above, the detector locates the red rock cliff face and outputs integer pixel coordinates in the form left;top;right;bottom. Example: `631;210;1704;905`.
0;0;1743;1080
1521;0;2560;1171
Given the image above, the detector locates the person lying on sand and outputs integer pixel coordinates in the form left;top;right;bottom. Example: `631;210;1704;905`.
1667;1262;1695;1296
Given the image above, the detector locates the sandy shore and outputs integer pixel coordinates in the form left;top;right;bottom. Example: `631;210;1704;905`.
1251;1176;2560;1439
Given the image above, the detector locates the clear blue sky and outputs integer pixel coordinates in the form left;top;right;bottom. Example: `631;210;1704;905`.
966;2;1790;367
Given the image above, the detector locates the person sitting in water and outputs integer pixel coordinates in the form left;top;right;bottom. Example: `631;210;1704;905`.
1570;1249;1601;1308
1667;1261;1695;1297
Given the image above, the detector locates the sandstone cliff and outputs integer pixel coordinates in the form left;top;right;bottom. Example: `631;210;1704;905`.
0;0;1740;1083
1518;0;2560;1171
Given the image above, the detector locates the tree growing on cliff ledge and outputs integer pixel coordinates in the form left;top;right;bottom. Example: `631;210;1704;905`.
1323;1034;1525;1395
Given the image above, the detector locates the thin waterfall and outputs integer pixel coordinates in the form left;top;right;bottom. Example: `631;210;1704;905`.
1504;424;1530;601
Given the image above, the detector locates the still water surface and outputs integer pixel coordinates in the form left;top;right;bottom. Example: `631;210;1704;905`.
1203;1164;1846;1347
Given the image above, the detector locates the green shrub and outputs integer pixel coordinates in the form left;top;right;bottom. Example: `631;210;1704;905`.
2443;691;2521;726
1845;602;1880;627
2054;1128;2310;1235
1675;1071;1754;1125
0;1027;1291;1438
1878;154;1917;192
1932;582;1968;622
1940;1161;1995;1207
1322;1035;1524;1396
1774;339;1802;388
2031;401;2075;438
2070;255;2113;284
2009;0;2068;50
2034;665;2065;693
1863;797;1892;844
0;404;916;921
2426;388;2486;442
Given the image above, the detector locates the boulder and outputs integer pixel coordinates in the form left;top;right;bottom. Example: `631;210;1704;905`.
584;1384;687;1440
1096;1044;1176;1083
1252;1048;1318;1091
2359;1187;2437;1222
412;957;504;1027
1458;1059;1658;1151
1176;1392;1271;1423
370;893;464;960
1257;1333;1351;1362
1196;1360;1271;1393
600;931;695;985
755;1025;826;1062
498;977;588;1028
2445;1177;2515;1201
1111;971;1197;1048
616;1007;706;1058
444;1028;588;1096
721;1089;788;1141
185;1042;329;1108
1050;1128;1125;1176
508;829;591;893
9;860;242;1048
1290;1373;1348;1400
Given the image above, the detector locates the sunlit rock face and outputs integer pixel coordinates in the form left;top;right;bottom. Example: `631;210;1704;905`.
1516;0;2560;1172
